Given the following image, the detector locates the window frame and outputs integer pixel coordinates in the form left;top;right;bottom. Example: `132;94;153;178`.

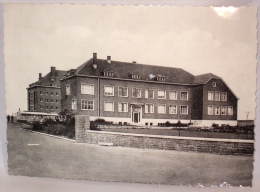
104;101;114;112
212;82;216;87
71;99;77;110
215;91;220;101
81;83;95;95
180;105;188;115
145;103;154;114
208;105;213;115
132;88;142;98
221;106;227;115
81;100;94;110
169;90;178;100
169;105;177;114
104;85;114;96
157;104;166;114
66;84;70;95
145;89;154;99
180;91;188;101
208;91;214;101
157;90;166;99
221;92;227;101
118;87;128;97
118;102;128;112
214;106;220;115
228;106;233;115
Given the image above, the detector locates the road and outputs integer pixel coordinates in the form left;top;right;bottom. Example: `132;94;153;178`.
7;122;253;187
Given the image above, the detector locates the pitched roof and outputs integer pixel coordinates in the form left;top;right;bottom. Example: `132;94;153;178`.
29;70;67;87
193;73;221;84
76;58;195;84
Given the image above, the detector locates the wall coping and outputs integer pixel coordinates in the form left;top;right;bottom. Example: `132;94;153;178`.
87;130;254;143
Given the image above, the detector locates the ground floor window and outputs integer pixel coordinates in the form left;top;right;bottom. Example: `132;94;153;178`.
228;106;233;115
221;106;227;115
104;101;114;112
180;105;188;115
118;102;128;112
169;105;177;114
158;105;166;114
208;105;213;115
72;99;77;110
81;100;94;110
145;104;154;113
215;106;220;115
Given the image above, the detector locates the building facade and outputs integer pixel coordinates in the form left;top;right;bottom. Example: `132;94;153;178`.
60;53;238;126
27;67;66;114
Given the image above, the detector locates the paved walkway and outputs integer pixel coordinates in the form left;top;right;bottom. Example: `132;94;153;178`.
7;123;253;187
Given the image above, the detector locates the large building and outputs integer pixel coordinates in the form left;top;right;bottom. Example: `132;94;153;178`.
60;53;238;126
27;67;66;113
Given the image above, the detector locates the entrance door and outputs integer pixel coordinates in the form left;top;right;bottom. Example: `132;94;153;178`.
133;112;139;123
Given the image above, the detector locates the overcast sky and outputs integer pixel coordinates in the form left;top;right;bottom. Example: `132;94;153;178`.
4;4;257;120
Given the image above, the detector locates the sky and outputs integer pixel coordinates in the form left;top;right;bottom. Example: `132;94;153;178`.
3;4;257;120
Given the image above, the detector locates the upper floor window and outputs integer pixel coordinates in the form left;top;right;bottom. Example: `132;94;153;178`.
169;105;177;114
228;106;233;115
104;101;114;112
118;102;128;112
158;105;166;114
158;90;166;99
180;106;188;115
40;106;43;109
145;104;154;113
104;86;114;96
40;91;43;95
81;100;94;110
118;87;128;97
208;105;213;115
66;84;70;95
215;106;220;115
212;82;216;87
45;92;48;95
51;106;54;110
40;98;43;102
45;99;48;103
132;88;141;98
81;84;94;95
156;76;166;81
45;106;49;110
72;99;77;110
103;71;114;77
56;92;59;96
145;89;154;99
51;99;54;103
221;92;227;101
180;91;188;100
131;74;141;79
56;100;59;103
208;91;214;101
50;92;54;96
215;91;220;101
169;91;177;100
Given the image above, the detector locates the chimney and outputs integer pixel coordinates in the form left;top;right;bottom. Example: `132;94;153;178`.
39;73;42;80
107;56;111;64
132;61;136;63
93;53;97;69
51;66;56;76
69;69;76;75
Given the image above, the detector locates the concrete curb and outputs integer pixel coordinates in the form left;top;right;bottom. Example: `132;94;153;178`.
15;122;76;142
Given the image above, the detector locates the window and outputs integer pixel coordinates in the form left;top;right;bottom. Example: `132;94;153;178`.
72;100;77;110
169;91;177;100
132;88;141;98
45;106;49;110
40;106;43;109
45;92;48;95
51;106;54;110
131;74;141;79
104;86;114;96
40;91;43;95
45;99;48;103
118;87;128;97
81;100;94;110
118;102;128;112
169;105;177;114
66;84;70;95
56;100;59;103
145;89;154;99
50;92;54;96
40;98;43;102
156;76;165;81
208;105;213;115
158;105;166;114
30;105;34;110
81;84;94;95
104;102;114;112
215;106;220;115
221;92;227;101
221;106;227;115
215;92;220;101
212;82;216;87
208;91;214;100
180;106;188;115
56;107;59;110
228;106;233;115
56;92;59;96
145;104;154;113
103;71;114;77
158;90;166;99
180;92;188;100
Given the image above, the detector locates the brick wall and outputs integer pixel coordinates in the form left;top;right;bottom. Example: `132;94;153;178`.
75;115;254;155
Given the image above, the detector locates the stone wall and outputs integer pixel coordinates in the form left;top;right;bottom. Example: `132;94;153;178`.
75;115;90;142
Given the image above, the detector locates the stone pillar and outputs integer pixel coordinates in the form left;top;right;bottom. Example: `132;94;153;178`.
75;115;90;143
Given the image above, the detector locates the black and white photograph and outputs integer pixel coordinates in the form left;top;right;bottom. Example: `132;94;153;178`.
1;3;258;190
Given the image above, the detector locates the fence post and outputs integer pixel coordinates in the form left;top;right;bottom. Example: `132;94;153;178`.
75;115;90;143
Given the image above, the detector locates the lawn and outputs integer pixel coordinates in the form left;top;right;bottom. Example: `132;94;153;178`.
100;128;254;140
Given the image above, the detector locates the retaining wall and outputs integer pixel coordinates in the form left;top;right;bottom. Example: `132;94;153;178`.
75;115;254;156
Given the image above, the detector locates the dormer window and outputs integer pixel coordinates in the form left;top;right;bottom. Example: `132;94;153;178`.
156;76;166;81
130;72;141;79
103;71;114;77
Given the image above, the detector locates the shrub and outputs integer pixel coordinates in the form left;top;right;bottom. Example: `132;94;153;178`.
43;118;56;126
32;121;43;131
165;121;171;127
90;121;100;130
